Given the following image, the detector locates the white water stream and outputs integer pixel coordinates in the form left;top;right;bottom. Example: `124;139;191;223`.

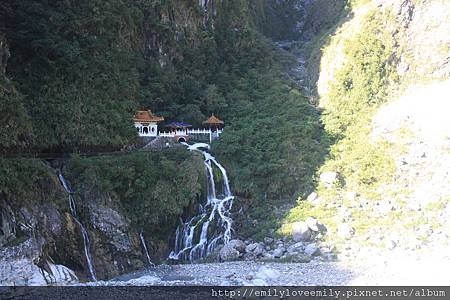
58;172;97;281
168;143;235;261
139;231;155;266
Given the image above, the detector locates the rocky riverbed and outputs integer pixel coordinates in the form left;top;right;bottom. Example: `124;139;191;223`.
83;247;450;286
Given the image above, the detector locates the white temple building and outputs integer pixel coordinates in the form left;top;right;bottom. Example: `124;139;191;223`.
133;110;164;137
133;109;224;142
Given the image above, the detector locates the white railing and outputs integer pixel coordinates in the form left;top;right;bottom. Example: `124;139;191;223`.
187;128;211;135
159;131;176;137
157;128;223;139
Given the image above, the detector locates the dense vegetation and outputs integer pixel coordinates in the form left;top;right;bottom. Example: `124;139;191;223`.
0;158;64;207
1;0;328;241
321;10;397;195
65;150;205;235
282;8;398;238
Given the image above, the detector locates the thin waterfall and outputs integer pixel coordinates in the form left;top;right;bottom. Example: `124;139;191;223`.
58;172;97;281
168;143;235;261
139;231;155;266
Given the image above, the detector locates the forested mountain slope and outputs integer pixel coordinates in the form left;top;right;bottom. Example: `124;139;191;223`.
0;0;324;282
1;0;449;286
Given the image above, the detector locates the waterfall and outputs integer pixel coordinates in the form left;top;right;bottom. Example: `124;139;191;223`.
58;172;97;281
168;143;235;261
139;231;155;266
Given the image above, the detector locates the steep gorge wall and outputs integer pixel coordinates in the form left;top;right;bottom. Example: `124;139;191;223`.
282;0;450;258
0;150;205;284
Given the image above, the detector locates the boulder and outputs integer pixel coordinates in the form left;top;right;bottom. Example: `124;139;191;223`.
245;243;259;253
317;223;328;234
304;244;320;256
307;192;318;202
320;171;338;188
272;247;286;258
228;239;246;252
219;247;240;261
291;222;311;242
252;243;265;256
287;242;304;254
305;217;319;232
0;239;79;286
219;239;246;261
263;237;274;245
243;252;256;261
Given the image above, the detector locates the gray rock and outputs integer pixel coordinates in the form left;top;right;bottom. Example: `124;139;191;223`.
245;274;254;280
219;239;246;261
243;252;256;261
287;242;304;254
264;237;274;245
229;239;246;252
0;239;78;286
304;244;320;256
272;247;286;258
219;247;240;261
262;252;274;260
317;223;328;234
305;217;319;231
307;192;318;202
245;243;259;253
291;222;312;242
320;171;338;188
320;246;332;254
90;204;132;252
252;243;265;256
221;278;243;286
276;241;285;248
324;253;338;261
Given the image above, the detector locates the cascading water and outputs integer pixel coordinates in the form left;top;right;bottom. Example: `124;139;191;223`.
139;231;155;266
169;143;235;261
58;172;97;281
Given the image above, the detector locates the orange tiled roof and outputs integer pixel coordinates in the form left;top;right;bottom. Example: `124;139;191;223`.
202;114;224;125
133;110;164;123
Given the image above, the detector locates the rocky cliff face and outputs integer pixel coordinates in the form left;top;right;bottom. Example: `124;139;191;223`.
0;148;205;284
282;0;450;268
0;169;144;284
316;0;450;100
